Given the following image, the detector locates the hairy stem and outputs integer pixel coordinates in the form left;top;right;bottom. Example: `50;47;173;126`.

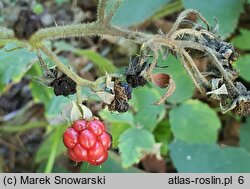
180;53;205;93
97;0;108;22
76;85;82;104
181;49;211;89
169;9;210;36
105;0;122;25
29;22;176;50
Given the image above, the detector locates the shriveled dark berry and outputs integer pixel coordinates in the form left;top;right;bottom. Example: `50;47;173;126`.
120;82;132;100
115;99;129;113
13;10;42;40
51;74;76;96
125;56;149;88
126;75;147;88
108;80;131;113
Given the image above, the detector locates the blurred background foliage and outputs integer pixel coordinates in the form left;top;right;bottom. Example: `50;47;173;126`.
0;0;250;173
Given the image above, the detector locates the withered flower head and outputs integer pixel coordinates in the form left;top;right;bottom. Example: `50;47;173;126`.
99;77;132;113
40;67;76;97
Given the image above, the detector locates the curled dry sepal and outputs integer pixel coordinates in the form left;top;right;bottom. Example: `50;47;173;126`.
165;10;250;116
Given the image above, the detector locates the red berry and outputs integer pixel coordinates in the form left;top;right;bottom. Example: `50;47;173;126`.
79;130;96;149
73;144;88;162
89;150;108;166
63;128;78;149
98;132;112;150
88;119;105;137
68;149;80;162
72;120;88;132
88;141;105;163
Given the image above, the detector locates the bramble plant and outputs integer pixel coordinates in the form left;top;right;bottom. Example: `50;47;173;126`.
1;0;250;172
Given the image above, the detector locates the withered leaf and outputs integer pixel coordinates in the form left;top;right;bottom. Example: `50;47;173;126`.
150;73;170;89
154;78;176;105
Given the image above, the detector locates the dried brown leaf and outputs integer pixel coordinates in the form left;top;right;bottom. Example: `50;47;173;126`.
150;73;170;89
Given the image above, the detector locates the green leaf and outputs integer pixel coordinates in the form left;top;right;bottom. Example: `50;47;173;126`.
169;100;221;144
0;43;37;88
240;117;250;152
35;124;67;164
233;54;250;82
44;125;65;173
74;49;116;74
0;40;7;49
159;55;195;103
150;0;183;20
99;109;134;126
53;41;76;52
110;0;171;26
100;110;133;147
53;41;116;74
110;122;131;148
231;29;250;50
183;0;244;38
45;96;71;118
170;140;250;172
80;152;143;173
118;127;155;168
30;81;53;106
132;86;165;131
153;120;172;155
28;63;53;106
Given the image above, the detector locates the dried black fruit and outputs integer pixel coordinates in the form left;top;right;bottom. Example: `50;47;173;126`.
50;75;76;96
104;79;132;113
13;10;42;40
126;75;147;88
125;56;149;88
120;82;132;100
40;67;76;97
115;99;129;113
